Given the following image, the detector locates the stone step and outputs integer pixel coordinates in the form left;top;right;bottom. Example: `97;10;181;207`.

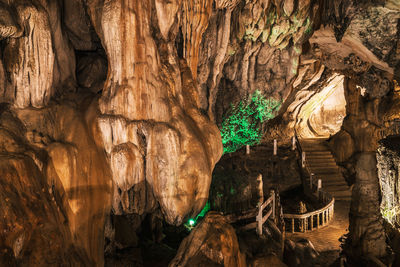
302;147;329;151
321;180;347;186
306;158;335;163
323;181;348;187
309;171;342;176
306;156;334;161
326;188;350;195
324;184;350;191
308;162;337;170
303;149;330;153
309;170;341;175
310;173;343;179
329;192;352;199
334;196;351;201
305;154;334;159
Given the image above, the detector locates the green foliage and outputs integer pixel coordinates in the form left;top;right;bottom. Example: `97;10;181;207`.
220;90;281;154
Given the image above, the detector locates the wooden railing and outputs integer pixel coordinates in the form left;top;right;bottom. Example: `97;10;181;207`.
283;196;334;233
285;133;335;233
227;190;276;236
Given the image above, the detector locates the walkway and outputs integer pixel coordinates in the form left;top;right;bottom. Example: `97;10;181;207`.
286;200;350;265
301;138;351;201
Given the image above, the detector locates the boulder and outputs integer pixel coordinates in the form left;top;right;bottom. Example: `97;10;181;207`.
169;212;246;267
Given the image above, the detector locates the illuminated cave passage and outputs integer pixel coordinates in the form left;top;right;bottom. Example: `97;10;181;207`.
0;1;399;267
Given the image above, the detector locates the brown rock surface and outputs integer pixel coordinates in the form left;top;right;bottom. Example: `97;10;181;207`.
169;212;246;267
0;105;100;265
85;0;223;225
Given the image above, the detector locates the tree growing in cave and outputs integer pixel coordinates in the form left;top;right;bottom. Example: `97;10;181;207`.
221;90;281;154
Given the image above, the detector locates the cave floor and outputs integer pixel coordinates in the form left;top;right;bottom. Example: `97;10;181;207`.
286;200;350;265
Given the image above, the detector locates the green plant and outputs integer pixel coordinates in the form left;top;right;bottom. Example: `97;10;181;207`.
220;90;281;154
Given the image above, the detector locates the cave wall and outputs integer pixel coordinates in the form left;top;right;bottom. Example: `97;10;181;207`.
0;0;399;265
377;137;400;226
321;1;400;262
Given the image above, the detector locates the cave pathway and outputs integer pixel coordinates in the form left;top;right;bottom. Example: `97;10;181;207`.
301;138;351;201
287;138;351;265
286;200;350;265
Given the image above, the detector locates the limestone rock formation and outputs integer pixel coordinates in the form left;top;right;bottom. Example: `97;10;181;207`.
0;105;99;266
169;212;247;267
0;0;76;108
86;0;223;225
377;137;400;226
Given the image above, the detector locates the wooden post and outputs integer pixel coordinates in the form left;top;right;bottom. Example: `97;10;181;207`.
292;136;296;150
256;207;262;236
317;179;322;197
273;139;277;155
291;219;294;233
271;190;275;219
246;145;250;155
302;152;306;168
311;215;314;230
257;174;264;205
305;217;308;232
327;208;330;222
310;173;314;189
317;214;320;229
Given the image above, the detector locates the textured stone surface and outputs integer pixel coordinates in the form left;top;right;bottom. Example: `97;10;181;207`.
0;106;97;266
14;102;112;265
0;0;76;108
169;212;246;267
197;0;319;121
348;153;387;258
85;0;223;226
377;137;400;226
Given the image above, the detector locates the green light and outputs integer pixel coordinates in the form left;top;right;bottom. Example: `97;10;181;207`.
220;90;281;154
188;219;195;226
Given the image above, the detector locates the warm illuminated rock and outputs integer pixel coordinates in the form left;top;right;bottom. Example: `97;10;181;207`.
169;212;247;267
87;0;223;225
14;103;112;265
0;0;75;108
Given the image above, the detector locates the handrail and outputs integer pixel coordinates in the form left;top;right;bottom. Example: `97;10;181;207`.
288;133;335;232
284;198;334;219
294;133;313;187
238;190;276;236
283;197;334;232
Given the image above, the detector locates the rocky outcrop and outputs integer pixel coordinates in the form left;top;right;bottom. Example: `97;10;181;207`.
169;212;247;267
0;0;76;108
197;0;320;122
14;101;112;265
377;137;400;226
85;0;223;226
328;75;392;261
0;104;108;265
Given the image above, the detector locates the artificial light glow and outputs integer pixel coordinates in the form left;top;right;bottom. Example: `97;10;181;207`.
188;219;195;226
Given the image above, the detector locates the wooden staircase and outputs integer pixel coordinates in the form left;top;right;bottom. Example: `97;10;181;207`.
300;138;351;201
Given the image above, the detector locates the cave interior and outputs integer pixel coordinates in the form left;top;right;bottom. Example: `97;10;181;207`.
0;0;400;266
